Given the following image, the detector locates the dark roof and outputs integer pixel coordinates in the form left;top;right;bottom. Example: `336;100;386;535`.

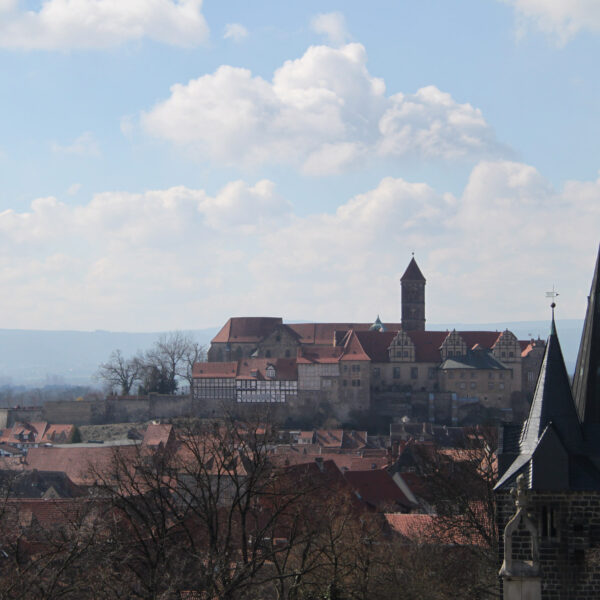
519;320;582;456
573;244;600;425
0;469;85;498
440;349;507;371
401;257;426;282
496;321;586;490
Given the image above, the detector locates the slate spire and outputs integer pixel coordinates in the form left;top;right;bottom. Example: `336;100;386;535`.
573;244;600;425
400;257;426;282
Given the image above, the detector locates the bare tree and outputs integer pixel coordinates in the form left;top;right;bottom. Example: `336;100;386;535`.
95;349;141;395
139;332;204;394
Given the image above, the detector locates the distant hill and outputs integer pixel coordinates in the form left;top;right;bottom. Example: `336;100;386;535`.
0;319;583;386
0;328;219;386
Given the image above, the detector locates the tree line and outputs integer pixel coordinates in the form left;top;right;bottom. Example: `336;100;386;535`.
95;332;206;396
0;416;500;599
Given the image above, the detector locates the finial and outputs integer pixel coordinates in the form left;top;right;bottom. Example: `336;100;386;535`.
411;251;414;257
546;286;559;334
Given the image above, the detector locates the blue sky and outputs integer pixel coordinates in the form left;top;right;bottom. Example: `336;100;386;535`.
0;0;598;331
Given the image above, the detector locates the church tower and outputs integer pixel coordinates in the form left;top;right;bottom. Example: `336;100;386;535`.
400;257;426;331
495;244;600;600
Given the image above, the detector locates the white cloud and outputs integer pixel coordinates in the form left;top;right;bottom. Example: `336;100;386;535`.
51;132;100;156
0;0;209;50
1;163;596;330
142;42;505;174
223;22;248;43
0;179;289;330
247;161;599;324
311;12;349;46
502;0;600;42
67;183;82;195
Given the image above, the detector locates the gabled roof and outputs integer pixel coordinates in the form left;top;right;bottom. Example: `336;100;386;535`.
573;244;600;425
287;322;402;345
192;358;297;380
344;470;414;510
440;349;508;371
400;257;426;282
459;331;502;350
354;330;399;362
211;317;283;344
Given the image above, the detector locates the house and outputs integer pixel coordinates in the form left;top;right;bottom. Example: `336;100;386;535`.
0;422;75;451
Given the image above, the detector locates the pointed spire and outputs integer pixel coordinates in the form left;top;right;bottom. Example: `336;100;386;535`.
520;319;582;456
573;244;600;424
401;257;426;282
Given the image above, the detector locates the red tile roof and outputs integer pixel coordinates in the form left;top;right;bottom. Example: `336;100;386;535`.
459;331;502;350
25;445;138;486
404;331;449;362
211;317;283;343
193;358;297;380
287;323;402;345
353;331;399;362
344;470;414;510
143;424;173;447
297;346;343;364
192;362;238;377
237;358;297;380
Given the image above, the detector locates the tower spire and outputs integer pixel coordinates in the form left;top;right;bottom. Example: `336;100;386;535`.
573;244;600;424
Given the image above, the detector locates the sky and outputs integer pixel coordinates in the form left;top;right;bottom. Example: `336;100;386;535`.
0;0;599;332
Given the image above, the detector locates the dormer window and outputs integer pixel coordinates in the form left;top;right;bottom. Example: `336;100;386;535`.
266;365;276;378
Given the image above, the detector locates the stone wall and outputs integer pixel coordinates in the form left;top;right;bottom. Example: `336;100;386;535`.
497;489;600;599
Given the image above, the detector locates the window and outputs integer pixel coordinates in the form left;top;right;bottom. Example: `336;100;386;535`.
373;367;381;377
488;372;494;379
403;350;409;358
343;379;347;387
265;350;271;358
343;365;348;372
499;383;505;390
499;373;504;380
411;367;418;380
470;382;476;389
509;351;514;358
470;372;476;379
428;368;436;380
540;506;558;539
393;367;401;379
459;382;466;390
352;364;361;373
285;349;291;358
488;382;494;390
276;334;281;342
460;372;465;379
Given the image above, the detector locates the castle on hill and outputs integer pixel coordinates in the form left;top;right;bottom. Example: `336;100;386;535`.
194;258;545;424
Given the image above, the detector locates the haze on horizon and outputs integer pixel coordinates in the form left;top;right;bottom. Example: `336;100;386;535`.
0;0;598;333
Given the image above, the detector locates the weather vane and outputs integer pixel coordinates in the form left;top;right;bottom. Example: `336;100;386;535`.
545;285;559;319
